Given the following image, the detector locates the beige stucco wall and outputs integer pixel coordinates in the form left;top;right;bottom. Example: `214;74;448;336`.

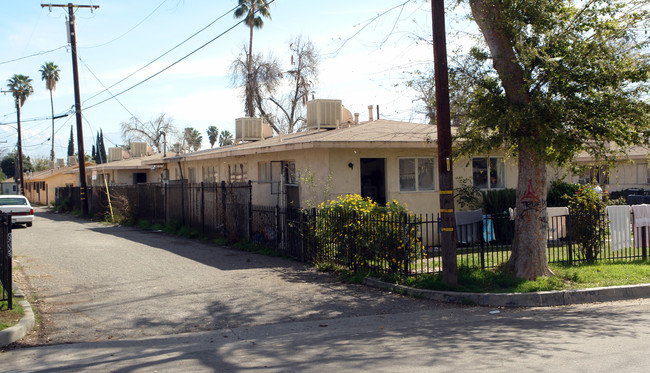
171;146;528;216
25;171;76;206
606;162;650;191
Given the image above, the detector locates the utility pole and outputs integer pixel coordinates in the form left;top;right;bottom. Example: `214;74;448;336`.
43;3;99;216
14;96;24;196
1;90;28;195
431;0;458;285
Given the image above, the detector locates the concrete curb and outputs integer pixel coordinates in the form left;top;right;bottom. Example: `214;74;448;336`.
0;286;35;347
364;277;650;307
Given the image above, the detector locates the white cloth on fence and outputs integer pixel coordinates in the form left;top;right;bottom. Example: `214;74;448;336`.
547;207;569;240
607;205;631;252
631;204;650;249
455;209;483;243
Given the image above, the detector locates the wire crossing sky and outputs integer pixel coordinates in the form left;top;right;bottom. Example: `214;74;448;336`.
0;1;471;159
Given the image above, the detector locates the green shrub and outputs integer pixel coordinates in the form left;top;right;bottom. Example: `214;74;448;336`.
150;223;165;231
177;226;199;238
163;220;181;234
566;184;608;263
136;219;152;230
212;237;229;246
314;194;422;273
482;188;516;214
547;180;580;207
454;177;482;210
52;198;72;212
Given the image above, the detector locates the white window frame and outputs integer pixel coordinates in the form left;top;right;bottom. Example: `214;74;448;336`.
258;162;272;183
398;157;436;192
472;157;506;190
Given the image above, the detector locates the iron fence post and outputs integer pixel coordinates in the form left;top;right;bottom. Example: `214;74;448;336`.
478;219;485;269
201;182;205;236
310;208;316;261
275;205;280;250
248;180;253;241
180;181;185;226
402;212;409;276
7;219;10;309
643;226;648;261
567;214;574;265
221;181;227;237
352;210;357;273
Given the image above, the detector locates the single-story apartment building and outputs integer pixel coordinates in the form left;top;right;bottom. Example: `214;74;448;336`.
160;100;521;215
24;161;93;205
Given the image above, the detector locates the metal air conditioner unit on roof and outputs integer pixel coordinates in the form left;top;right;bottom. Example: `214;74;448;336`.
108;147;124;162
131;142;147;157
68;156;77;166
306;99;342;130
236;117;273;141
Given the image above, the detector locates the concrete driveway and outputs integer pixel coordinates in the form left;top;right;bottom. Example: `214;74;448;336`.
10;207;455;345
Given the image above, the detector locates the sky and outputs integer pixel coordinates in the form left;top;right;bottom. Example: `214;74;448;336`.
0;0;473;160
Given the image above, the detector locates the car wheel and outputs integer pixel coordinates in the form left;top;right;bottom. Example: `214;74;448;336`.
26;222;32;227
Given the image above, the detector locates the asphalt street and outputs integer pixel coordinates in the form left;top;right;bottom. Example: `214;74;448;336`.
3;207;650;372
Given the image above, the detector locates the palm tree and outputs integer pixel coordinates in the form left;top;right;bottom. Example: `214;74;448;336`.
234;0;271;117
183;127;203;152
6;74;33;195
39;62;60;163
206;126;219;148
219;130;234;147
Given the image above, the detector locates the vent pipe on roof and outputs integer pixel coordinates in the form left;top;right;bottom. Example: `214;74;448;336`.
376;105;380;120
354;113;359;125
368;105;374;122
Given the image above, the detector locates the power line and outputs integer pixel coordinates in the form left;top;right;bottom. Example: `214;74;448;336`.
82;4;259;111
79;56;140;121
0;109;73;126
0;46;68;66
82;4;240;106
81;0;170;49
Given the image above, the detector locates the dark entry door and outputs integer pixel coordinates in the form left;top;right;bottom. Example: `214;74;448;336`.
360;158;386;205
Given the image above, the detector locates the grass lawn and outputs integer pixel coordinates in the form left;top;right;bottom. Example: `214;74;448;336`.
0;295;24;331
385;260;650;293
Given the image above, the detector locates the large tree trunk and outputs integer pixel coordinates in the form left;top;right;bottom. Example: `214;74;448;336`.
509;147;553;279
470;0;552;279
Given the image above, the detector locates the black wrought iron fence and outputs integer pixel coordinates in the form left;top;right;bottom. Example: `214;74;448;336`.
56;182;650;278
0;212;12;309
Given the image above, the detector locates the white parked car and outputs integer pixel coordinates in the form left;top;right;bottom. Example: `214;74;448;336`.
0;195;34;227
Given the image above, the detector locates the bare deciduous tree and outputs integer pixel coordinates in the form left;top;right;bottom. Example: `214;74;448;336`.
231;47;283;133
120;113;178;153
230;36;320;134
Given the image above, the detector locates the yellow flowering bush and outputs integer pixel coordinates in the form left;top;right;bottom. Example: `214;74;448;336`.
314;194;422;273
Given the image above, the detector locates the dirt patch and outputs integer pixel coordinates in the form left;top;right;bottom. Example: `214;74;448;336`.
2;268;54;350
0;302;22;330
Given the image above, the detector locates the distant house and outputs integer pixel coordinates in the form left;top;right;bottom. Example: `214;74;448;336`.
85;143;174;186
86;153;167;186
564;146;650;191
0;178;18;195
24;162;91;205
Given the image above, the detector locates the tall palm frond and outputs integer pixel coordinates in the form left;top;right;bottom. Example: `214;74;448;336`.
6;74;33;107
